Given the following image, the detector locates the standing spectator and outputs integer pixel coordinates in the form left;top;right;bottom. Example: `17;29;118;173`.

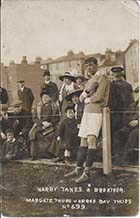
64;57;110;183
0;86;9;104
108;66;134;140
65;89;84;124
74;74;86;90
50;89;84;163
41;70;59;102
57;106;79;164
59;72;76;122
17;80;34;112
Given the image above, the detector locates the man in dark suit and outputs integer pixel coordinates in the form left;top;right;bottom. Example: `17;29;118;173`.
41;70;59;102
17;80;34;112
0;86;9;104
108;66;134;138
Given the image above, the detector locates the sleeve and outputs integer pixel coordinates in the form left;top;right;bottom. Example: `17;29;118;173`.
51;102;60;125
52;83;59;101
28;89;34;104
4;89;9;104
58;121;65;139
89;76;110;103
32;107;42;126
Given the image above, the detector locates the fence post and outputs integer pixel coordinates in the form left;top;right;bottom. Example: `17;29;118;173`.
102;107;112;175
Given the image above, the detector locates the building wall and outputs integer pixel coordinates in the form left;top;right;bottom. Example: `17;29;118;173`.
124;41;139;88
48;58;85;88
3;62;44;106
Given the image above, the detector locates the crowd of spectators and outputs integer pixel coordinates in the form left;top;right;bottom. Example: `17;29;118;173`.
0;57;138;172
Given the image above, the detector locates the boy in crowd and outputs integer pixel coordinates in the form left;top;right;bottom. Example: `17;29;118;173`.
57;106;79;164
1;104;12;134
2;129;17;162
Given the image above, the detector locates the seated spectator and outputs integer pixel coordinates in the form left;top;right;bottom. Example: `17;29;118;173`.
1;104;12;134
0;86;9;104
2;129;18;162
12;101;33;141
112;86;139;165
56;106;79;164
29;90;59;160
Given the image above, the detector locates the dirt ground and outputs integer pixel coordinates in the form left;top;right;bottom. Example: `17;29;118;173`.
1;161;139;217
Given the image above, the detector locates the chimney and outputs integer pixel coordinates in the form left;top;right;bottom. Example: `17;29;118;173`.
35;56;42;64
21;56;28;64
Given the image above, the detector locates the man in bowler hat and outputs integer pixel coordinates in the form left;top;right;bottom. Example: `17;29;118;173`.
41;70;59;102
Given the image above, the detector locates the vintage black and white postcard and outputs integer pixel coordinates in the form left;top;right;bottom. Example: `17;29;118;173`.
0;0;139;217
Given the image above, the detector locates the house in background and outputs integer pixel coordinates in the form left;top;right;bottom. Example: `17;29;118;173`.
1;56;44;105
1;39;138;106
124;39;139;88
40;50;86;87
99;49;125;76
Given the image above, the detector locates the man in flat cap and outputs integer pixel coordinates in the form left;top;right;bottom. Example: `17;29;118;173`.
64;57;110;183
17;80;34;113
108;66;134;144
41;70;59;102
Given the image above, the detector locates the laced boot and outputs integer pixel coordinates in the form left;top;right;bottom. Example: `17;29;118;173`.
75;167;90;183
64;167;83;178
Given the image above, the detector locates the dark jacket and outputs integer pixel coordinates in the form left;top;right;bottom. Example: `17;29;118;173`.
41;82;59;101
59;118;79;140
0;87;9;104
18;87;34;112
11;110;33;138
1;113;13;133
108;79;134;112
123;100;139;126
58;117;79;150
109;79;134;134
2;139;18;160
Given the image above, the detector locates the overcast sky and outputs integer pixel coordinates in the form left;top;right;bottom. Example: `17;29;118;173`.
1;0;139;64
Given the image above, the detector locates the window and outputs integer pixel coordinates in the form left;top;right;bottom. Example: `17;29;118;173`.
68;61;71;68
56;63;59;70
